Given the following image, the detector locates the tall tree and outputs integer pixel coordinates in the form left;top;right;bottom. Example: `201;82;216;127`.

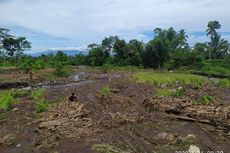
206;21;229;59
0;28;9;66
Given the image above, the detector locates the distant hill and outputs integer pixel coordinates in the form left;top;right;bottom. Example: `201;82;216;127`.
27;50;89;57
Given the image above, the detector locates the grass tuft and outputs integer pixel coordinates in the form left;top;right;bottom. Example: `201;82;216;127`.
155;87;185;97
100;86;111;96
35;100;49;113
133;72;209;87
0;93;16;110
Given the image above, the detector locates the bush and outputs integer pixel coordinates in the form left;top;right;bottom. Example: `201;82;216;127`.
218;79;230;88
54;61;70;77
199;95;214;104
0;93;15;110
36;100;49;113
31;88;46;100
100;86;111;96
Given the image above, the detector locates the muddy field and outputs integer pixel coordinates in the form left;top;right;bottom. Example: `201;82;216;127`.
0;67;229;153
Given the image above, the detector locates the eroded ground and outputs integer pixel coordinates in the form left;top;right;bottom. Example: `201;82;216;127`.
0;68;229;153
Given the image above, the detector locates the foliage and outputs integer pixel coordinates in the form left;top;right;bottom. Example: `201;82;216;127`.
100;86;111;96
35;100;49;113
199;95;214;104
218;79;230;88
0;92;16;110
133;72;209;87
31;88;46;100
189;60;230;77
155;87;185;97
206;21;229;59
54;61;70;77
20;57;36;79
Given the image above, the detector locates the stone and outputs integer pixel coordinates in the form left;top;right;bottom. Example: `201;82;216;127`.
188;145;200;153
12;108;19;111
16;144;22;147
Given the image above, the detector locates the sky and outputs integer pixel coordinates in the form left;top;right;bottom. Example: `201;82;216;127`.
0;0;230;52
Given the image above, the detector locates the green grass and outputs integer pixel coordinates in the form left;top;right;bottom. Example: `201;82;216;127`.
133;72;209;87
155;87;185;97
31;88;46;100
189;60;230;78
218;79;230;88
35;100;49;113
92;144;129;153
0;89;31;110
199;95;214;104
0;93;16;110
100;86;112;96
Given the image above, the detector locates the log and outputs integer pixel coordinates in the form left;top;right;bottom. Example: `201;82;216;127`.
169;115;211;124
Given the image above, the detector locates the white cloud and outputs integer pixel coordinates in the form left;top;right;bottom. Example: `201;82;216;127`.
0;0;230;49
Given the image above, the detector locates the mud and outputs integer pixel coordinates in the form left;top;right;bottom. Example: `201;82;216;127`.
0;82;29;90
0;68;230;153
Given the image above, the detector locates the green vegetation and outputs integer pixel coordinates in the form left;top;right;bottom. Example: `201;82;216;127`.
0;89;31;110
35;100;49;113
155;87;185;97
100;86;112;96
218;79;230;88
31;88;46;100
199;95;214;104
133;72;209;87
92;144;129;153
189;60;230;78
1;21;230;86
0;92;16;110
31;88;50;113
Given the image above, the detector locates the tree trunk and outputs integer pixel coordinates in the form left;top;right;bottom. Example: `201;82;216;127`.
29;71;33;80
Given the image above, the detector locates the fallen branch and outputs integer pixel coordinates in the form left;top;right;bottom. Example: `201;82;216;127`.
168;115;211;124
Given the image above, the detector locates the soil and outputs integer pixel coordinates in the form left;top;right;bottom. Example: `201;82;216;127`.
0;68;229;153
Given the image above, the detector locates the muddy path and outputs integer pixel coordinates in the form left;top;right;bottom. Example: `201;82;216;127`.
0;70;230;153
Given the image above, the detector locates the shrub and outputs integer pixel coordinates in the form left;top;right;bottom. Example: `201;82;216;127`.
199;95;214;104
54;61;70;77
31;88;46;100
100;86;111;96
36;100;49;113
12;89;31;98
218;79;230;88
0;93;15;110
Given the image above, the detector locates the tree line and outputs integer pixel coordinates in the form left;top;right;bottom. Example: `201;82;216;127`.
85;21;229;69
0;21;229;74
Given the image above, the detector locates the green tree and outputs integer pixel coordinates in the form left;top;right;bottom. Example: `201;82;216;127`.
126;39;144;66
20;57;35;80
206;21;229;59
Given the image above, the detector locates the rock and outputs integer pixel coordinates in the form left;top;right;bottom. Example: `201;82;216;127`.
12;108;19;111
16;144;21;147
160;83;167;88
156;132;174;141
187;134;196;139
22;87;31;90
188;145;200;153
165;107;182;115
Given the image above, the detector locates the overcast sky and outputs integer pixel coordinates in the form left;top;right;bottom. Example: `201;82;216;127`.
0;0;230;52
